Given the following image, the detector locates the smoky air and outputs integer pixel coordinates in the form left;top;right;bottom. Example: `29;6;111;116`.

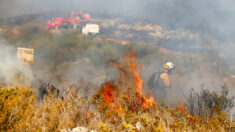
0;0;235;129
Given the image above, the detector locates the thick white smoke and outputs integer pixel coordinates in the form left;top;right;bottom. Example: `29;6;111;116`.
0;43;34;87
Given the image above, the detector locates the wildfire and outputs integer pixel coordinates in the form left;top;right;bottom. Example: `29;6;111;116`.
125;51;156;109
102;82;123;115
102;82;117;108
125;52;144;94
96;51;156;116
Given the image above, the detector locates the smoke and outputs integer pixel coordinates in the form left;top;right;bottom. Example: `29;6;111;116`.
0;0;234;107
0;43;34;87
1;0;235;32
1;0;234;54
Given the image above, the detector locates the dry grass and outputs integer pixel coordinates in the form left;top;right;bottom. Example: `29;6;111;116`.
0;86;232;132
0;52;234;131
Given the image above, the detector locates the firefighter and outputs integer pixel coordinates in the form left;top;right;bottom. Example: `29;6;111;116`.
148;62;175;102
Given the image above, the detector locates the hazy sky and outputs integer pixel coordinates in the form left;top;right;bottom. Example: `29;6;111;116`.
0;0;235;38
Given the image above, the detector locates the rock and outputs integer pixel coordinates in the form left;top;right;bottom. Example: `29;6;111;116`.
61;129;71;132
72;127;88;132
61;127;97;132
136;122;142;130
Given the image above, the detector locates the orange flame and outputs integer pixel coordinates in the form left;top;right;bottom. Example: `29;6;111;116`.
178;105;186;112
102;82;123;115
102;82;116;108
101;51;156;115
125;51;156;109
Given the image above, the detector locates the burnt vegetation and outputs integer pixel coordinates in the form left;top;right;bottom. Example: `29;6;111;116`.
0;13;235;131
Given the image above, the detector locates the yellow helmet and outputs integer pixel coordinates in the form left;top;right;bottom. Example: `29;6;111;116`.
163;62;175;70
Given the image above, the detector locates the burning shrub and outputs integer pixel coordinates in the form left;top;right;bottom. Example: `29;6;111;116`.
0;51;233;131
0;77;232;131
91;51;156;118
90;52;231;131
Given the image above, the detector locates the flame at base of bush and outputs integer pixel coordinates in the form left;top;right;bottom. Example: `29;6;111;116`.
91;51;156;116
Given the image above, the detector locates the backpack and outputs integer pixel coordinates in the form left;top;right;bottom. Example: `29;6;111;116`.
147;71;166;90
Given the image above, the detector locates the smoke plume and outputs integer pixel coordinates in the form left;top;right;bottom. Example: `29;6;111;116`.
0;43;34;87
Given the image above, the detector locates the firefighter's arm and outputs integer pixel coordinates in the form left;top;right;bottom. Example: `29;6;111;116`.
160;73;171;87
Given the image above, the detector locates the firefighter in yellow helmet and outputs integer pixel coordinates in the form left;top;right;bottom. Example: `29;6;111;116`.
148;62;175;102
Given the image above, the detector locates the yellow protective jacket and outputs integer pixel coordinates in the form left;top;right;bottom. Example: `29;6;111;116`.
148;71;171;90
148;70;171;101
159;72;171;87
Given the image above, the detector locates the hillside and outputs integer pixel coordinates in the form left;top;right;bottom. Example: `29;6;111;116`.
0;12;234;131
0;13;234;94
